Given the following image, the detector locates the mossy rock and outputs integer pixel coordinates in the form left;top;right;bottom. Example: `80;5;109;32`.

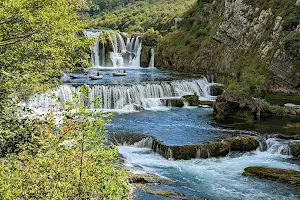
198;101;215;107
243;167;300;187
290;143;300;158
152;136;259;160
183;94;200;106
141;46;152;67
129;173;172;184
163;99;185;107
210;85;225;96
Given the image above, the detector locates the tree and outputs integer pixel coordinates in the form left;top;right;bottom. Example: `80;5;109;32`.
0;0;91;105
0;86;130;199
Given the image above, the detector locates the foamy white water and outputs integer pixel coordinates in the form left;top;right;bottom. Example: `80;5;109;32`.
120;145;300;200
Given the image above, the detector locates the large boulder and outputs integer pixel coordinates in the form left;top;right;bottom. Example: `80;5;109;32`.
243;167;300;187
214;93;267;121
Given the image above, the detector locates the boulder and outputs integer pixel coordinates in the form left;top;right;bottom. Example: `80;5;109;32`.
243;167;300;187
129;173;172;184
183;94;200;106
290;143;300;158
163;99;185;107
214;93;267;121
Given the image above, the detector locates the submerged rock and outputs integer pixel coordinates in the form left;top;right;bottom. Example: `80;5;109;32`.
129;173;172;184
243;167;300;187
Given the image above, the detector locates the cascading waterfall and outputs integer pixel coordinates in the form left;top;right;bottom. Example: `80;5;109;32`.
264;138;295;155
149;48;155;68
83;30;102;67
131;37;142;67
26;78;215;113
84;29;144;68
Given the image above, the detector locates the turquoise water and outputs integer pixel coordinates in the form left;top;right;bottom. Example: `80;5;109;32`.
64;68;300;199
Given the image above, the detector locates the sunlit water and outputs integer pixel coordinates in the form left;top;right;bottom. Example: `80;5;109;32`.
120;146;300;200
29;68;300;199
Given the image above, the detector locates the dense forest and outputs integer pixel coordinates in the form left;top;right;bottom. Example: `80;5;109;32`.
86;0;195;33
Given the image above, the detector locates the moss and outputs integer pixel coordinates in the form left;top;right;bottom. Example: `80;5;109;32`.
243;167;300;187
264;92;300;102
290;143;300;158
183;94;200;106
153;136;259;160
283;123;300;134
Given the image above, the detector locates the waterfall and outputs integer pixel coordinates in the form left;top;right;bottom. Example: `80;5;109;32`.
148;48;155;68
26;78;215;113
84;29;144;68
167;147;174;160
131;37;142;67
83;29;102;67
133;137;154;148
265;138;292;155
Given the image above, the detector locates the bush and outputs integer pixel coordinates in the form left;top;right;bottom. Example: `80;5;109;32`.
0;86;130;199
284;33;300;61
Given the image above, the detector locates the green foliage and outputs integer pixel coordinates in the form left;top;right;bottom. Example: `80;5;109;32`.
0;0;92;104
284;33;300;62
89;0;195;33
0;85;130;199
0;117;43;158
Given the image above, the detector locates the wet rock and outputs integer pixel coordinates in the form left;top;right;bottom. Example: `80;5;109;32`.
214;93;267;121
198;101;215;107
183;94;200;106
243;167;300;187
129;173;172;184
163;99;185;107
141;46;152;67
152;136;259;160
276;134;300;140
290;143;300;158
214;93;299;122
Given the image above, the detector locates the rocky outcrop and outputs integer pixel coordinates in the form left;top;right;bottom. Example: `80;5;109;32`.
183;94;214;107
152;136;259;160
183;94;200;106
156;0;300;91
214;93;300;121
214;93;267;120
243;167;300;187
129;173;172;184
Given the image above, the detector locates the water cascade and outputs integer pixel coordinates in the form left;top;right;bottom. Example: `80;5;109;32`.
149;48;155;68
84;29;145;68
83;30;102;67
26;78;214;113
